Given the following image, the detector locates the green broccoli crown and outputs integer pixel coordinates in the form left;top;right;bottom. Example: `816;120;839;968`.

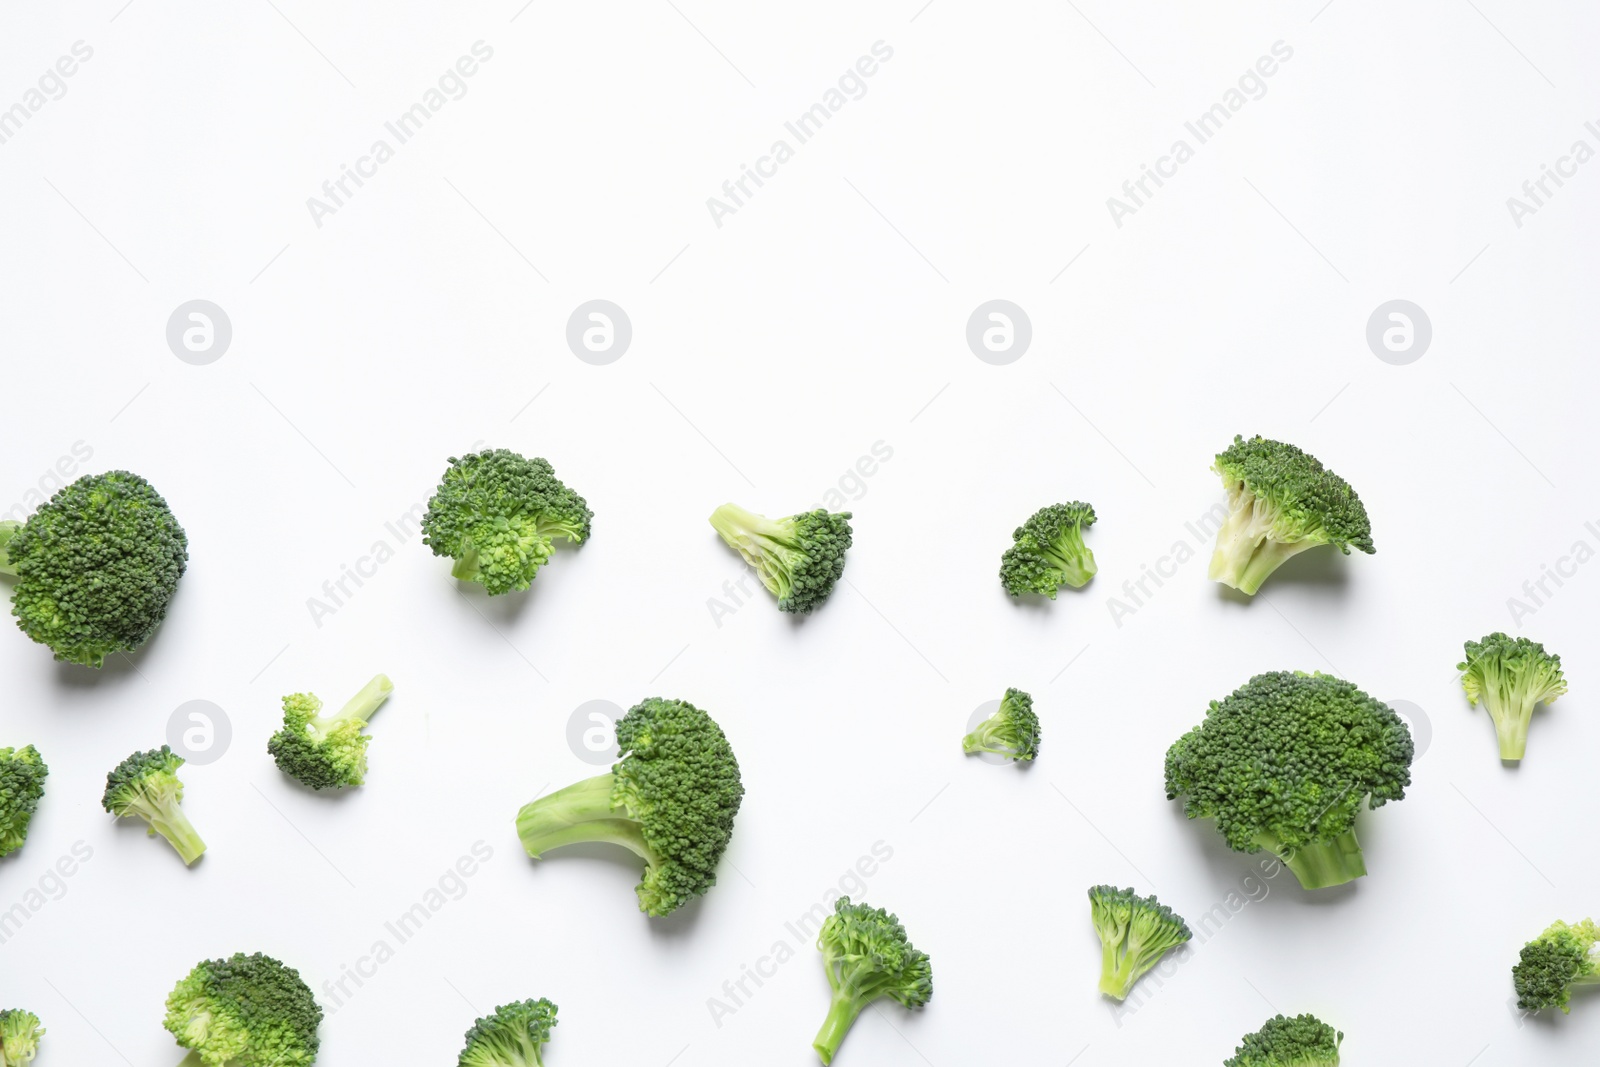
101;745;206;865
0;1009;44;1066
0;746;48;859
1164;671;1412;889
1458;632;1567;761
0;471;187;667
962;687;1040;761
1088;884;1191;1000
267;675;394;790
1225;1013;1343;1067
458;998;558;1067
422;450;592;595
812;897;932;1064
999;501;1098;597
708;504;853;614
164;952;322;1066
517;697;745;917
1514;918;1600;1013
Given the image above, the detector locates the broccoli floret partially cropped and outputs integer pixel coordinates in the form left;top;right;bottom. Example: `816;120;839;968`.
458;998;558;1067
0;1009;44;1066
1207;436;1373;595
1225;1014;1343;1067
0;746;47;860
164;952;322;1066
422;450;592;595
1514;918;1600;1014
1165;671;1413;890
267;675;393;790
517;697;744;917
102;746;205;865
1458;632;1567;761
1000;501;1097;597
709;504;852;613
962;688;1040;761
0;471;188;666
812;897;932;1066
1088;885;1191;1000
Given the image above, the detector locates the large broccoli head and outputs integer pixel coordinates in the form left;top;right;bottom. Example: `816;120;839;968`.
812;896;932;1065
708;504;852;614
1088;885;1191;1001
0;471;187;666
0;1009;44;1066
102;745;206;865
999;501;1097;597
164;952;322;1066
0;746;48;859
1225;1013;1343;1067
267;675;393;790
962;687;1040;761
458;998;558;1067
1514;918;1600;1014
1458;632;1567;761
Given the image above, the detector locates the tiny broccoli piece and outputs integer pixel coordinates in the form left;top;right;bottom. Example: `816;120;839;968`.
421;450;592;595
267;675;393;790
0;471;187;666
1207;436;1372;595
708;504;853;614
1458;632;1567;761
101;745;205;865
812;897;932;1065
1225;1013;1342;1067
517;697;744;917
0;746;47;860
164;952;322;1066
1087;885;1191;1000
0;1010;43;1066
1514;918;1600;1014
999;501;1097;597
458;998;558;1067
962;688;1040;761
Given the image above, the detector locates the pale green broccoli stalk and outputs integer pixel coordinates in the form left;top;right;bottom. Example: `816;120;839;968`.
709;504;853;614
1225;1014;1342;1066
267;674;394;790
0;1009;44;1066
0;746;48;859
999;501;1097;597
1514;918;1600;1014
1458;632;1567;761
101;746;206;865
962;688;1040;761
1088;885;1191;1000
812;897;932;1065
458;998;558;1067
164;952;322;1065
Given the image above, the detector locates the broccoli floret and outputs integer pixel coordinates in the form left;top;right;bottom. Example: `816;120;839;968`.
811;897;931;1065
164;952;322;1066
708;504;852;614
458;998;558;1067
1458;632;1567;761
422;450;592;595
962;688;1040;761
0;746;47;860
0;1009;43;1066
1207;436;1373;595
0;471;187;666
517;697;744;917
1164;671;1413;890
267;675;393;790
101;745;205;865
999;501;1097;597
1088;885;1191;1000
1514;918;1600;1014
1225;1013;1343;1066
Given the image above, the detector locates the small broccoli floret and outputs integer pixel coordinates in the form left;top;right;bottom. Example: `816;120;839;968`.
0;471;188;666
164;952;322;1066
962;688;1039;761
1225;1013;1342;1067
1458;632;1567;761
1165;671;1413;890
1087;885;1191;1000
1207;436;1373;595
1514;918;1600;1014
458;998;558;1067
517;697;744;917
812;897;932;1065
999;501;1097;597
267;675;393;790
0;1009;43;1066
0;746;47;860
102;746;205;865
422;450;592;595
708;504;852;613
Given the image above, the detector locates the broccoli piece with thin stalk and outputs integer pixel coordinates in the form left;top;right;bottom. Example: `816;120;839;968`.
267;674;393;790
517;697;744;917
0;471;188;666
0;746;47;859
1000;501;1098;597
1165;671;1413;890
1513;918;1600;1014
812;897;932;1065
962;688;1039;761
1225;1014;1343;1067
708;504;852;613
102;746;206;865
1458;632;1567;761
1207;436;1373;595
0;1010;43;1066
422;450;592;595
164;952;322;1066
458;998;558;1067
1088;885;1191;1000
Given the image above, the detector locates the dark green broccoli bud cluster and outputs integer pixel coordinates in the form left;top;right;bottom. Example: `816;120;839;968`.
812;897;932;1066
0;1009;44;1066
1088;885;1191;1000
708;504;852;614
999;501;1098;597
1458;632;1567;761
458;998;558;1067
1513;918;1600;1014
267;674;393;790
962;688;1039;761
517;697;744;917
422;449;592;595
1164;671;1412;890
164;952;322;1066
1225;1013;1342;1066
102;745;206;865
0;746;47;859
1208;436;1372;595
0;470;188;666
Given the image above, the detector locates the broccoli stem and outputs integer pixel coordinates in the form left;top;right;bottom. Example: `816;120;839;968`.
1489;699;1534;761
516;775;661;867
708;504;795;599
150;808;207;866
450;546;483;583
812;993;866;1065
1208;493;1320;594
1234;539;1318;595
334;674;393;727
0;520;18;578
1263;829;1367;889
1040;543;1095;588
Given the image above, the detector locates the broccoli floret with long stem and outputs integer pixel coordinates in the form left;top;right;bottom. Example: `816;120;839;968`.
1000;501;1098;597
709;504;852;613
1514;918;1600;1014
164;952;321;1065
0;746;47;860
962;688;1039;761
0;1010;43;1066
458;998;558;1067
1088;885;1191;1000
1458;632;1567;761
267;675;393;790
102;746;205;865
1225;1014;1342;1066
812;897;932;1065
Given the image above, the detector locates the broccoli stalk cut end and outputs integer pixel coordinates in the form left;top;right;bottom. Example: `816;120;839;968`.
1255;828;1367;890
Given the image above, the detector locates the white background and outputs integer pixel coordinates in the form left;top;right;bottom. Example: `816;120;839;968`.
0;2;1597;1064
